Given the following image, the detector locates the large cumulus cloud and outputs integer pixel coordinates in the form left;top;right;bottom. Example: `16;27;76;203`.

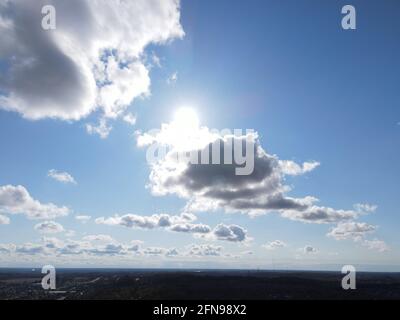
136;120;359;224
0;0;183;123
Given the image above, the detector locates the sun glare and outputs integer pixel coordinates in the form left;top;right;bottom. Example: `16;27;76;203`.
173;107;200;130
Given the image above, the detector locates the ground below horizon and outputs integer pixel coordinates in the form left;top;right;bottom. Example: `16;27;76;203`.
0;269;399;300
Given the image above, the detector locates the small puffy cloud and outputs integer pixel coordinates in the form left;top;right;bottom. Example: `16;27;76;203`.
281;205;359;224
0;0;184;124
65;230;76;237
85;118;113;139
279;160;320;176
141;246;181;257
2;236;141;257
327;222;376;241
42;237;65;249
0;185;69;219
302;245;318;254
167;71;178;85
354;203;378;213
165;248;179;256
150;52;162;68
58;241;88;255
48;169;76;184
0;214;10;225
128;240;143;253
75;215;91;223
362;239;389;252
143;247;166;255
169;223;211;234
123;113;137;126
263;240;287;250
327;221;389;252
34;221;64;234
188;244;222;257
82;234;114;242
210;224;250;243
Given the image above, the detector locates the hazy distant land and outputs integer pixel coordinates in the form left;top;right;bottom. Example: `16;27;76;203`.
0;269;399;300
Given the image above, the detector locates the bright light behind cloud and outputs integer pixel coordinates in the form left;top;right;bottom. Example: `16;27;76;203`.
162;107;211;151
173;107;200;130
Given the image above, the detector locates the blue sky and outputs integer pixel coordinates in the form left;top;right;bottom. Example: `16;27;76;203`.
0;0;399;270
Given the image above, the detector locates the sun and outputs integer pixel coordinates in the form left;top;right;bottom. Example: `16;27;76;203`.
173;107;200;130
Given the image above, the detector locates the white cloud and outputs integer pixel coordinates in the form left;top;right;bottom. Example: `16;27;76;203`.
42;236;64;249
15;243;46;255
354;203;378;213
327;221;389;252
48;169;76;184
0;214;10;225
137;119;359;224
169;223;211;234
0;0;184;124
167;71;178;85
280;205;359;224
279;160;320;176
95;212;210;235
96;212;194;229
263;240;287;250
143;247;165;255
88;244;127;256
166;248;179;256
1;236;147;258
150;51;162;68
82;234;114;242
327;222;376;241
123;113;137;126
96;212;250;243
65;230;76;237
302;245;318;254
0;236;265;262
208;224;250;243
85;118;113;139
75;215;91;223
188;244;223;256
34;221;64;234
0;185;69;219
362;239;389;252
0;244;16;254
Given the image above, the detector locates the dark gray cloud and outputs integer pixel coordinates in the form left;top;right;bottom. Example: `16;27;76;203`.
137;122;359;223
141;125;356;223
